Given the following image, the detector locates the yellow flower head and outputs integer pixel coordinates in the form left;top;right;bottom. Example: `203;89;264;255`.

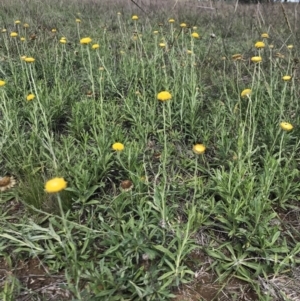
287;44;293;49
168;18;175;23
60;38;66;44
112;142;125;151
191;32;200;39
51;28;57;33
45;177;67;193
251;56;262;63
269;44;274;49
10;32;18;37
261;33;269;38
80;37;92;45
92;43;99;49
153;30;159;34
26;93;35;101
23;23;29;28
157;91;172;102
159;43;166;48
255;41;265;49
76;18;81;23
14;20;21;24
0;80;6;87
180;23;187;28
132;15;138;20
193;144;206;155
24;57;35;63
282;75;291;81
241;89;251;98
280;122;293;132
187;50;193;54
20;37;26;41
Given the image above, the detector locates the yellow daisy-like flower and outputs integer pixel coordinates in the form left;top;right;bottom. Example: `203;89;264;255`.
261;33;269;38
280;122;293;132
80;37;92;44
20;37;26;41
92;43;99;49
23;23;29;28
0;176;17;192
251;56;262;63
10;32;18;37
287;44;293;49
255;41;265;49
241;89;251;98
76;18;81;23
157;91;172;102
180;23;187;28
14;20;21;24
282;75;292;81
51;28;57;33
168;18;175;23
193;144;206;155
60;38;66;44
24;57;35;63
132;15;138;20
45;177;67;193
0;80;6;87
153;30;159;34
112;142;125;151
26;93;35;101
159;43;166;48
191;32;200;39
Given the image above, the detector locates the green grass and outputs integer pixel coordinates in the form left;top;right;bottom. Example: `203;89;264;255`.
0;0;300;300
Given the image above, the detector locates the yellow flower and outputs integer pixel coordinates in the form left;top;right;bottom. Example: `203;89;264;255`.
232;54;243;61
157;91;172;102
26;93;35;101
0;176;16;192
60;38;66;44
51;28;57;33
80;37;92;44
168;18;175;23
76;18;81;23
251;56;262;63
20;37;26;41
10;32;18;37
24;57;35;63
261;33;269;38
92;43;99;49
23;23;29;28
180;23;187;28
159;43;166;48
153;30;159;34
45;177;67;193
14;20;21;24
0;80;6;87
255;41;265;49
120;50;125;55
21;55;27;61
187;50;193;54
241;89;251;98
112;142;125;151
287;44;293;49
269;44;274;49
191;32;199;39
117;12;121;15
280;122;293;132
193;26;198;30
282;75;291;81
132;15;138;20
193;144;206;155
1;28;6;33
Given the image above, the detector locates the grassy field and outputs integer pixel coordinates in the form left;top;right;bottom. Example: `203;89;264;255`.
0;0;300;300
